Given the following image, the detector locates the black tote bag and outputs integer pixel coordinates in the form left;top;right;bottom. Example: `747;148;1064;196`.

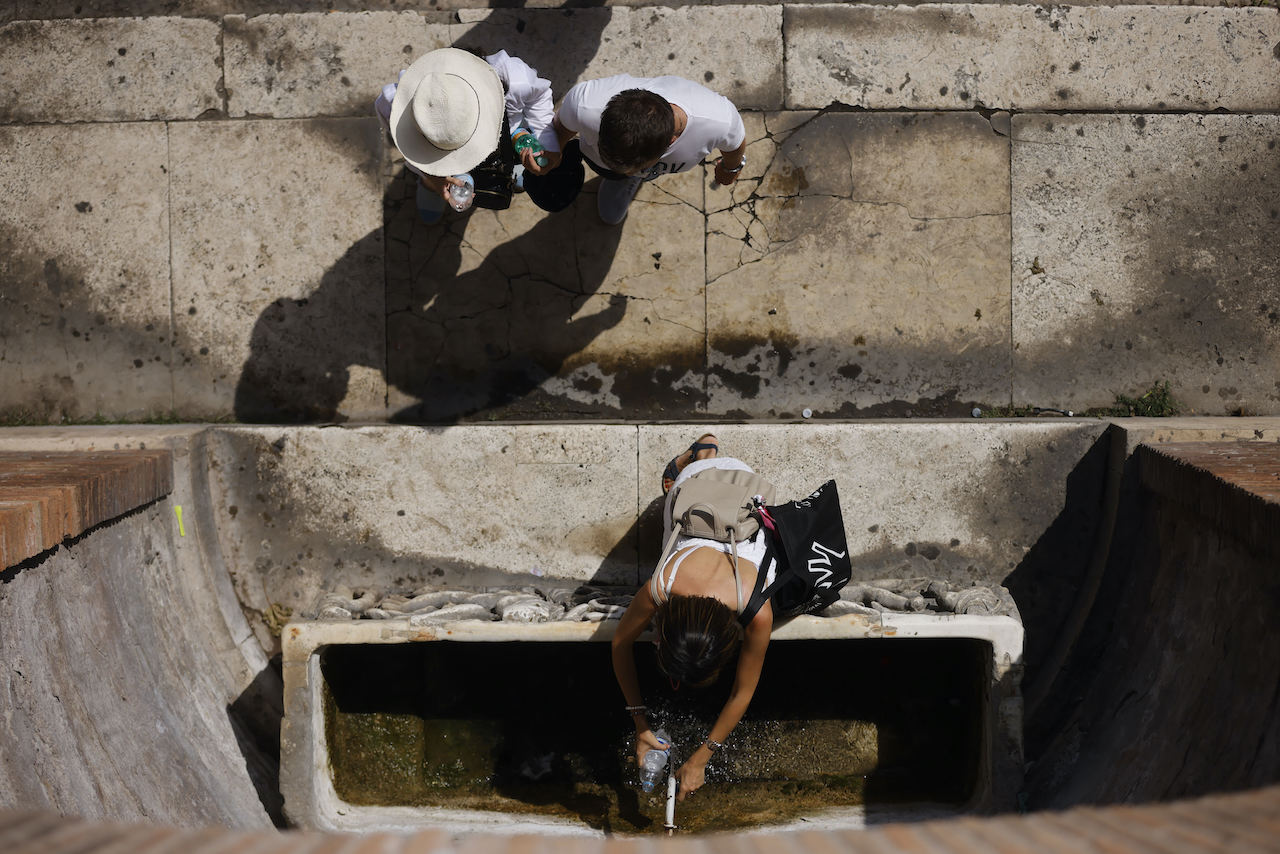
741;480;853;621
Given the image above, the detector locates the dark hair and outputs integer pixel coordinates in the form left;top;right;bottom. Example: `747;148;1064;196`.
653;595;743;689
598;89;675;174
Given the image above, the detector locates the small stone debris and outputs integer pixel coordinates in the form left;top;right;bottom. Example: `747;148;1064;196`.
310;577;1020;624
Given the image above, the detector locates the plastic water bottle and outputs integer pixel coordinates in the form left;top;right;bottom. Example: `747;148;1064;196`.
511;127;549;168
639;729;671;793
447;175;474;212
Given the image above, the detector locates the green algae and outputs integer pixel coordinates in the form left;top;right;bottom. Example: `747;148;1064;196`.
322;638;984;833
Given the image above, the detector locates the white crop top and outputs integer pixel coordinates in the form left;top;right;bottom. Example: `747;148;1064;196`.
648;529;775;614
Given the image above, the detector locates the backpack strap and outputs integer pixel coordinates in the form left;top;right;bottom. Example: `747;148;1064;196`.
651;524;684;604
738;534;781;626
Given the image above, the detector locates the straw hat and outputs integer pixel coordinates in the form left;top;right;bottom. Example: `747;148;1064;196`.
390;48;504;176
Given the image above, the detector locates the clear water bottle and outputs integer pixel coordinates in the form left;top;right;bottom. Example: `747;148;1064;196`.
639;729;671;793
511;127;549;168
447;174;474;212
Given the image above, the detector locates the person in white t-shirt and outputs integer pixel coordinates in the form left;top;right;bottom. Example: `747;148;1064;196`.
523;75;747;225
374;48;562;223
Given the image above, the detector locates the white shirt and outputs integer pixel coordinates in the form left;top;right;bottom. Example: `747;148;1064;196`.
374;51;559;178
557;74;745;181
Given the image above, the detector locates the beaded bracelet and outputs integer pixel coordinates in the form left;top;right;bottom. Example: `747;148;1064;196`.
625;704;647;715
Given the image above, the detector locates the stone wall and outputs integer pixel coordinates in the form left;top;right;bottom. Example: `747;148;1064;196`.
1;6;1276;423
1024;432;1280;807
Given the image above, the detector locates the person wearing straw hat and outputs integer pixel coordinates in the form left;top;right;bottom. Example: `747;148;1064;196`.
375;48;562;223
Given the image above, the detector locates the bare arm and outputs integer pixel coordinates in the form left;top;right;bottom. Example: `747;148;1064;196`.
612;585;668;763
713;137;748;186
418;172;464;201
675;601;772;799
552;114;578;152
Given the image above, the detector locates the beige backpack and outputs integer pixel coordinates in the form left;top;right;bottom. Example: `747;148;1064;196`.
657;468;778;577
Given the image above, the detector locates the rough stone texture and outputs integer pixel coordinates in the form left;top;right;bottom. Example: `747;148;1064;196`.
2;420;1279;837
202;421;1107;607
1026;434;1280;809
0;17;221;123
785;5;1280;112
1011;114;1280;415
0;435;274;829
640;422;1107;589
383;165;708;422
168;118;386;421
1;0;1269;24
453;5;784;110
0;124;173;422
706;111;1011;417
4;9;1279;423
202;425;641;614
225;12;449;119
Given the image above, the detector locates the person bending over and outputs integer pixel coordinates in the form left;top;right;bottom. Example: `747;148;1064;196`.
612;433;773;801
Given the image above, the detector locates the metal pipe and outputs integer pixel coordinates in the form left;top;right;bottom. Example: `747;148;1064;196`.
664;774;677;835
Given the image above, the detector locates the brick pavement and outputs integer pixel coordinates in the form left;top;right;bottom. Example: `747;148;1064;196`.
3;784;1279;853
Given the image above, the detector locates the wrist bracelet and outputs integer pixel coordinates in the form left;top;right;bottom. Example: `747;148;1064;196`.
717;157;745;174
625;704;647;715
704;738;724;752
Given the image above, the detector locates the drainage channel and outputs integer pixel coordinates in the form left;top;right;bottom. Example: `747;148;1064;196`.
281;615;1023;835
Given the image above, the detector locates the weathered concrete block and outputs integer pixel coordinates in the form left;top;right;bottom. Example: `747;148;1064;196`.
168;118;386;421
1011;113;1280;414
203;425;641;611
785;5;1280;111
384;167;707;422
225;12;449;119
454;5;784;110
640;422;1108;590
0;17;221;122
705;111;1011;417
0;124;173;421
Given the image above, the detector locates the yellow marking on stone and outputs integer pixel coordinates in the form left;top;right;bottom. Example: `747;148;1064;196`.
174;505;186;537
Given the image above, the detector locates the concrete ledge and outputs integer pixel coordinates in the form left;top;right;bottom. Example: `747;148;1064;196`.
785;4;1280;111
224;12;448;119
0;449;174;567
280;612;1024;832
0;17;221;123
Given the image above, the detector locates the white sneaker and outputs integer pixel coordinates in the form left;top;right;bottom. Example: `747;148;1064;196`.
597;176;643;225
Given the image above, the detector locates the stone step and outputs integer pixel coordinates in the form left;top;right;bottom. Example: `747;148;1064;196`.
1;6;1275;123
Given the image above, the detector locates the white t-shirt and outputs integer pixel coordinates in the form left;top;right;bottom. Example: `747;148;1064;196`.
557;75;745;181
374;51;558;179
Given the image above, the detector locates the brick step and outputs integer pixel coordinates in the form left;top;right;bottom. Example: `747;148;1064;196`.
0;450;174;569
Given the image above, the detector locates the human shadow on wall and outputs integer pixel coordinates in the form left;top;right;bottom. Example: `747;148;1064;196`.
234;10;629;424
383;168;628;423
234;167;626;423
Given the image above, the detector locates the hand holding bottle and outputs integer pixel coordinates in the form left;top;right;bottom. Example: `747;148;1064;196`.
512;127;549;169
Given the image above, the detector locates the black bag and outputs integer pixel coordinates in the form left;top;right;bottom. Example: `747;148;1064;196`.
469;116;518;210
740;480;852;621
